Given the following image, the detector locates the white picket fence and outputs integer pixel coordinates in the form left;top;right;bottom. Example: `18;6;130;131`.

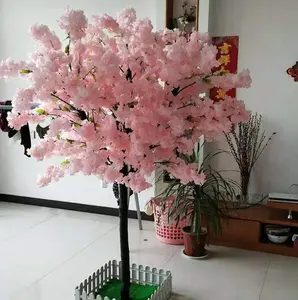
75;260;172;300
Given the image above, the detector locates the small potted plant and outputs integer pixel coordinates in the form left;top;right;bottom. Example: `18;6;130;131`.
160;149;239;258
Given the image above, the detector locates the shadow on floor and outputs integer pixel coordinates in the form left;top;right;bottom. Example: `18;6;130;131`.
171;293;196;300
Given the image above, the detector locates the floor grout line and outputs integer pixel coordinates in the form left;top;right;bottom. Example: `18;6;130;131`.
30;224;119;286
162;245;182;269
259;258;271;300
12;222;119;299
0;212;61;246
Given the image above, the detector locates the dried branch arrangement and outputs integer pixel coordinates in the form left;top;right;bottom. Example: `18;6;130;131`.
225;113;276;200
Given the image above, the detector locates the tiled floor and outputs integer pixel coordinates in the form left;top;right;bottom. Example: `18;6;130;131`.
0;202;297;300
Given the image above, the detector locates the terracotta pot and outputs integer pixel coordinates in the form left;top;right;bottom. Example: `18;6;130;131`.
182;226;207;257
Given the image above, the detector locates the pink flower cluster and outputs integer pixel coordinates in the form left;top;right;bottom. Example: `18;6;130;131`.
0;8;251;192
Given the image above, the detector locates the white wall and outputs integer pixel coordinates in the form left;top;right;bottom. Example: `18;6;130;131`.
0;0;166;209
208;0;298;194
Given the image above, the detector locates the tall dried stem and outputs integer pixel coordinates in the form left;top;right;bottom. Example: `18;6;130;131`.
225;113;275;198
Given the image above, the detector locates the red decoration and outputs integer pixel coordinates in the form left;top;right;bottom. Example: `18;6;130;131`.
210;36;239;101
287;61;298;82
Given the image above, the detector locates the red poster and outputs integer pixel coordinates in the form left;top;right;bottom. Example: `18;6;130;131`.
210;36;239;101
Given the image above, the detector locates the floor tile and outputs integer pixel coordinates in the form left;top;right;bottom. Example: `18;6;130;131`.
0;202;60;243
164;246;270;300
0;214;52;242
2;202;298;300
12;219;175;300
260;255;298;300
1;210;118;300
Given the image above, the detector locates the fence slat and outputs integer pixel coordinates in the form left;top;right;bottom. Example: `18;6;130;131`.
92;272;96;292
80;282;84;294
145;266;151;285
119;261;122;281
82;291;88;300
96;269;100;291
75;289;80;300
108;260;111;281
151;289;158;300
84;279;88;293
104;263;108;283
138;265;144;285
158;269;165;285
152;268;158;285
89;294;95;300
100;266;104;287
88;276;92;294
112;260;117;279
131;263;137;283
166;271;172;296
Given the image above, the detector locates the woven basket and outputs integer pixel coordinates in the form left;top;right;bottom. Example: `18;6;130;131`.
153;196;188;245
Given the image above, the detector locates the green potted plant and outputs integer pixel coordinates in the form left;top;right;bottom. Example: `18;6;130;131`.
160;149;239;258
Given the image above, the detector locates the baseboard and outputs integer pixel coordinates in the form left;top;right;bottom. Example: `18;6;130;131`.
0;194;154;221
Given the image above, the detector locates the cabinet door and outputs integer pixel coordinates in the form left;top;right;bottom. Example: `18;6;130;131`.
212;219;260;245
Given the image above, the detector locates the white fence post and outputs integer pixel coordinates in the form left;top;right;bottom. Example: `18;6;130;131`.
112;260;117;279
145;266;151;284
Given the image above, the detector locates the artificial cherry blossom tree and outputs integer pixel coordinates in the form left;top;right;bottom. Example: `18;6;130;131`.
0;8;251;299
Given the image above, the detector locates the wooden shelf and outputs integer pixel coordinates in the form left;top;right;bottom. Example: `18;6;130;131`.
267;201;298;212
260;236;293;249
211;238;298;257
208;203;298;257
227;205;298;228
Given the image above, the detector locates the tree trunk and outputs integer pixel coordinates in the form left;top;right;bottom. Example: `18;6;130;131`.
119;183;130;300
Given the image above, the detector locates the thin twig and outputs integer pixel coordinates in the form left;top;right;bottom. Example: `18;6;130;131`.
225;113;275;196
50;93;77;111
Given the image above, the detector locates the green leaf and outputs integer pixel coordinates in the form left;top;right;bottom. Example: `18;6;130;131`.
159;149;241;237
64;45;70;55
66;139;73;144
35;108;47;115
60;159;70;166
20;69;33;74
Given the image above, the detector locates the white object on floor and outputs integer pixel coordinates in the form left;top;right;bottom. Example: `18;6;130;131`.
0;202;297;300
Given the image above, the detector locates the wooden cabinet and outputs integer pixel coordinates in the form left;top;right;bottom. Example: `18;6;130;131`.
206;204;298;258
215;219;260;245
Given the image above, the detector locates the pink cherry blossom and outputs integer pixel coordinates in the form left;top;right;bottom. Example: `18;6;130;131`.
116;8;136;30
13;88;35;112
30;24;62;50
0;58;26;78
37;165;65;186
58;9;87;41
0;8;251;192
234;69;252;88
93;14;120;32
